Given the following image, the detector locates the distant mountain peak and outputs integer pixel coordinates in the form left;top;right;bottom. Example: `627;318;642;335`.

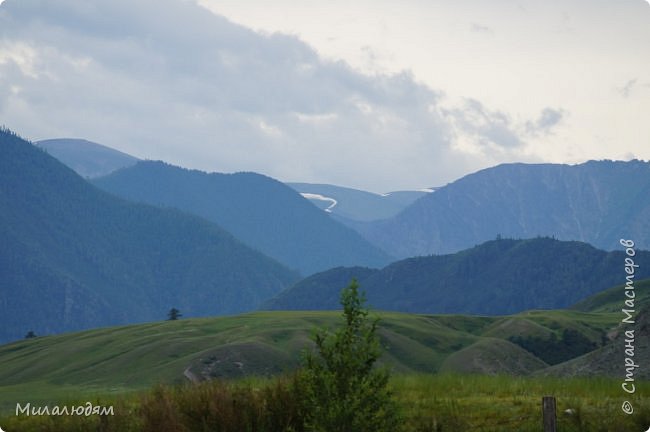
353;159;650;258
37;138;139;178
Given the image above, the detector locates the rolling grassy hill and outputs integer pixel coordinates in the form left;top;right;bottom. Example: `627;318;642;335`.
571;278;650;313
0;307;621;414
531;279;650;379
539;304;650;379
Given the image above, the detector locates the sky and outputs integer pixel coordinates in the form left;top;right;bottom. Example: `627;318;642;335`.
0;0;648;192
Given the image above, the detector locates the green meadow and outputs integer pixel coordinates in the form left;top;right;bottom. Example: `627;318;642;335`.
0;309;618;406
0;303;647;430
1;374;648;431
1;280;648;430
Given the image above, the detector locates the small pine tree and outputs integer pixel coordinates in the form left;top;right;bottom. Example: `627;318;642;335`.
167;308;182;321
300;279;401;432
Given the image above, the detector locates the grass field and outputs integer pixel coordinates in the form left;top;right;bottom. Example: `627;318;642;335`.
395;374;650;431
1;374;648;431
0;309;621;413
0;290;647;430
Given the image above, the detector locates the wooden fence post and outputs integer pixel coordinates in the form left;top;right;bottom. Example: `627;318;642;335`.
542;396;557;432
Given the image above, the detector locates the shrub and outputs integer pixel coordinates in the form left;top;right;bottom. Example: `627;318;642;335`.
300;279;401;432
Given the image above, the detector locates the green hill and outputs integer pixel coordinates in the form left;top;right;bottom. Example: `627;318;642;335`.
0;128;298;343
264;237;650;315
0;307;619;413
539;305;650;379
93;161;392;275
571;278;650;313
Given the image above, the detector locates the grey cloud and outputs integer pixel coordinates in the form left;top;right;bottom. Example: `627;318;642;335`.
470;22;493;35
447;99;524;150
446;101;567;157
0;0;540;191
618;79;637;98
525;108;564;136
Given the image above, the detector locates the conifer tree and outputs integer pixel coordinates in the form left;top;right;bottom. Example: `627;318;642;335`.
301;279;401;432
167;308;182;321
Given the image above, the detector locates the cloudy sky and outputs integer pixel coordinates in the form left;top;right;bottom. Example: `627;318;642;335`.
0;0;648;192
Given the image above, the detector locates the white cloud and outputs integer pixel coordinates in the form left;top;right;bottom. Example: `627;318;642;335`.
0;42;40;78
294;112;338;125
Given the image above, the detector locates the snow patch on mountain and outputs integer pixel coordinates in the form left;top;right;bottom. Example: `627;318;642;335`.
300;193;338;212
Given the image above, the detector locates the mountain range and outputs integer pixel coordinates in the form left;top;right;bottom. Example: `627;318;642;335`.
93;161;392;275
264;237;650;315
35;138;650;264
287;182;430;222
37;138;140;178
8;131;650;342
353;160;650;258
0;128;298;343
36;138;429;224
